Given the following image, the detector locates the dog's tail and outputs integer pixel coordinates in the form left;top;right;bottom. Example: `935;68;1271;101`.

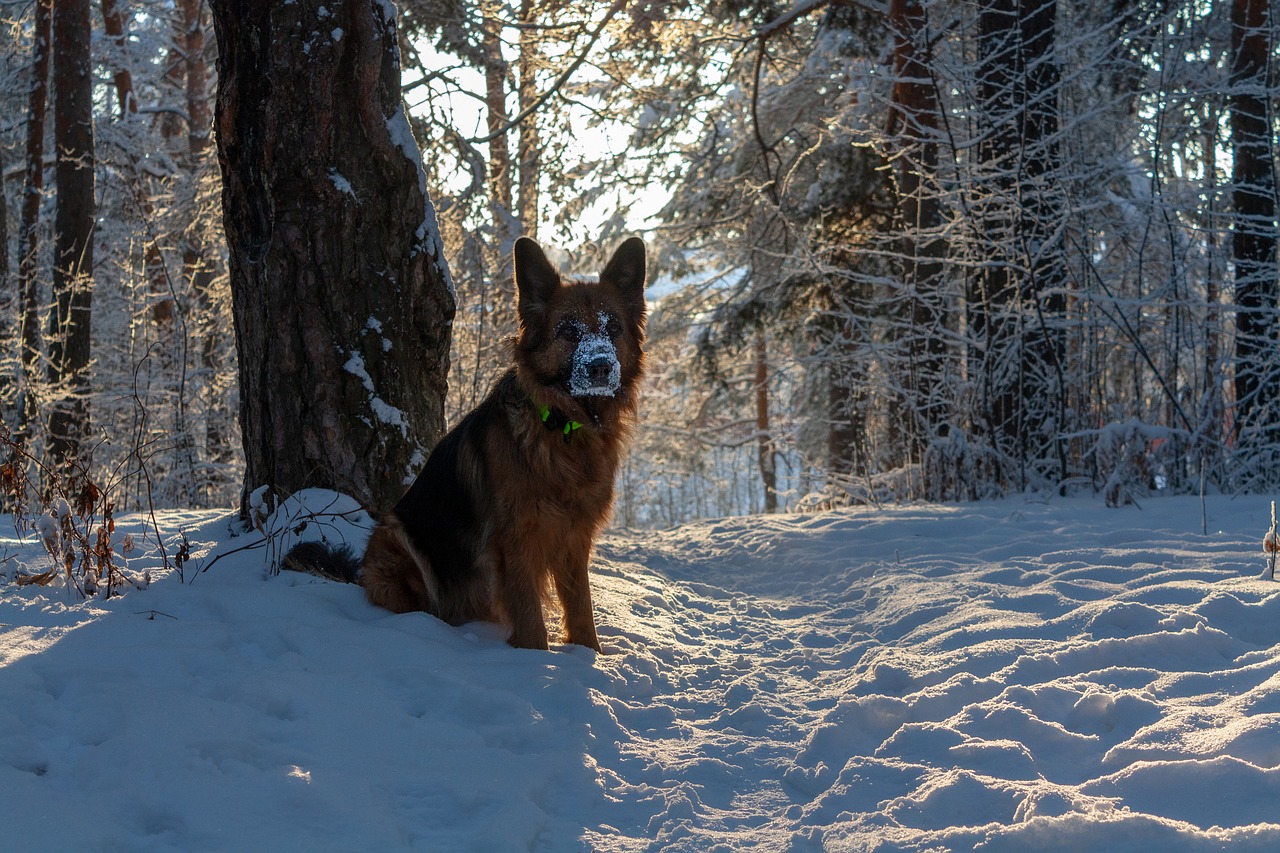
281;541;362;584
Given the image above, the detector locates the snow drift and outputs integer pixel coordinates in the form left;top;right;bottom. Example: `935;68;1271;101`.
2;493;1279;851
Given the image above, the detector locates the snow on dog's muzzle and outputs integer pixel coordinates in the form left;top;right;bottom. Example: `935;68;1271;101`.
569;333;622;397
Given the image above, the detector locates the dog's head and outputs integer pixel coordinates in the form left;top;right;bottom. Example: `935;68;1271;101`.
514;237;647;424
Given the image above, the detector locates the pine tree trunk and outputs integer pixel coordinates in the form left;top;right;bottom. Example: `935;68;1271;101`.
826;328;867;485
16;0;51;444
890;0;948;463
101;0;175;337
755;327;778;513
0;145;8;334
47;0;95;469
180;0;211;160
483;2;514;233
970;0;1067;489
516;0;540;240
477;1;520;416
179;0;233;492
209;0;455;514
1201;100;1223;456
100;0;135;117
1230;0;1278;444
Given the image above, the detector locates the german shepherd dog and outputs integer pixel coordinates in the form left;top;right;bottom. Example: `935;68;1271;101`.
285;237;646;651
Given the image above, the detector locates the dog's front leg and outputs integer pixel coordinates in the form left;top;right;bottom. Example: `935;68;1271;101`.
554;556;602;652
498;550;550;650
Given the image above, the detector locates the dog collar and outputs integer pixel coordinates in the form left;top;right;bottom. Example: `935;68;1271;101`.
538;403;583;439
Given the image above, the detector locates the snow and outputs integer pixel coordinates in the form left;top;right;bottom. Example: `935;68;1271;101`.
569;312;623;398
363;316;393;351
384;104;455;299
341;351;409;435
3;493;1280;850
328;168;355;197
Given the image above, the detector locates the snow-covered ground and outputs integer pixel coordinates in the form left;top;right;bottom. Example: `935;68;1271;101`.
2;491;1280;851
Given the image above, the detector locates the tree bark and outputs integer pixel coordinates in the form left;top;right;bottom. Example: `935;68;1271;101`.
178;0;233;487
180;0;212;160
0;144;7;297
516;0;540;240
755;327;778;512
100;0;135;117
970;0;1067;489
890;0;948;462
476;1;520;419
16;0;52;444
100;0;176;335
1230;0;1278;443
47;0;95;468
482;1;514;235
209;0;455;514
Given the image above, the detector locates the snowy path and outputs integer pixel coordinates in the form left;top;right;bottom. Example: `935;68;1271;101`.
589;500;1280;850
2;495;1280;850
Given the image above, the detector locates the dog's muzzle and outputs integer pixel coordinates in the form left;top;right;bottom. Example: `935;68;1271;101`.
569;336;622;397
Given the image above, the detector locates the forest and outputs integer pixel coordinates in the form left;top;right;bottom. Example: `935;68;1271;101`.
0;0;1277;527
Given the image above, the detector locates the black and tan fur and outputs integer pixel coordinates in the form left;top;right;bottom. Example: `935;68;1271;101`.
286;236;646;651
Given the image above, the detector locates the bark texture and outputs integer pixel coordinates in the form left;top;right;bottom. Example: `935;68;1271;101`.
970;0;1067;489
1230;0;1278;439
890;0;948;460
47;0;95;467
209;0;455;513
16;0;51;443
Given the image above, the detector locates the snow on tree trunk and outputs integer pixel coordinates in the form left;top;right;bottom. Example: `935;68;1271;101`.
208;0;455;515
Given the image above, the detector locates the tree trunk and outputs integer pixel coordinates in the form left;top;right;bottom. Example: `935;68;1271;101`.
970;0;1067;490
16;0;52;444
477;1;520;417
47;0;95;469
483;2;514;235
0;144;9;433
0;144;8;336
1230;0;1278;444
209;0;455;514
101;0;135;117
100;0;176;336
180;0;212;160
516;0;540;240
1201;98;1223;464
755;327;777;512
178;0;233;492
890;0;948;463
826;325;867;486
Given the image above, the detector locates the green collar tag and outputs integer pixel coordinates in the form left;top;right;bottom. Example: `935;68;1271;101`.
538;404;583;437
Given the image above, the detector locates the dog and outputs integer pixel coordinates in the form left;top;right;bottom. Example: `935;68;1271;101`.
285;236;646;651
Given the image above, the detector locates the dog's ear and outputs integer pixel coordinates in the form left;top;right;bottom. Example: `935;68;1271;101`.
514;237;560;316
602;237;647;320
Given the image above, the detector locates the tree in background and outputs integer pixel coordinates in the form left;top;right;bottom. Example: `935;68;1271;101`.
888;0;948;465
965;0;1069;491
1;0;240;508
1;0;1276;522
396;0;629;420
1229;0;1278;463
13;0;52;449
208;0;455;514
598;0;1279;509
46;0;95;469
